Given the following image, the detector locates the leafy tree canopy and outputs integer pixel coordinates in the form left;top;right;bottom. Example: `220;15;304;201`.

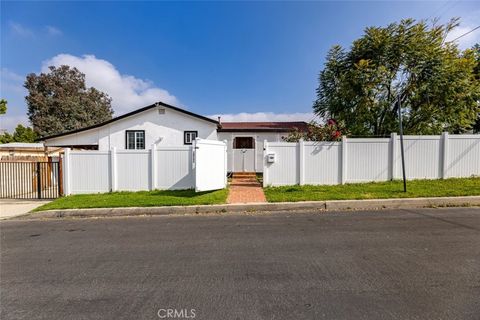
25;65;114;137
0;124;38;144
0;99;6;115
314;18;480;136
472;43;480;133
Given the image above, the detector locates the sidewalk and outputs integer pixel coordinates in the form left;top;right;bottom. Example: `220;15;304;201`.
0;199;51;220
227;174;266;204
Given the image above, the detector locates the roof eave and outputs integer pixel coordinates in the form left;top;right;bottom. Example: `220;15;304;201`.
217;128;296;132
38;101;219;141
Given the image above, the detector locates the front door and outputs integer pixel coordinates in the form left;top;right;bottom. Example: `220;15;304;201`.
233;137;255;172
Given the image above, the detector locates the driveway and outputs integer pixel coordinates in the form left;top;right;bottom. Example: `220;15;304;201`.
1;208;479;319
0;199;50;220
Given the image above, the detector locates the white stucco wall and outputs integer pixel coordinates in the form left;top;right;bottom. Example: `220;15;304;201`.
44;127;101;147
44;107;218;150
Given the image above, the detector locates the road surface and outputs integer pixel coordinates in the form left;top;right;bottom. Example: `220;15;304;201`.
1;208;479;319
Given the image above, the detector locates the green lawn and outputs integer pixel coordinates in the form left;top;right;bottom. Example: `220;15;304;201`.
264;177;480;202
34;177;480;211
35;189;229;211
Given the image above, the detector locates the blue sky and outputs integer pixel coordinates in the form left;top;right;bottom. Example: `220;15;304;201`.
1;1;479;131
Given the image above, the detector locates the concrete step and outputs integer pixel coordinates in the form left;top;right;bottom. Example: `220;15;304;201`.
230;180;261;186
232;172;256;178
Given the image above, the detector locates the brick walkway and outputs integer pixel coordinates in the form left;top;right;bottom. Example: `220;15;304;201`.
227;173;267;204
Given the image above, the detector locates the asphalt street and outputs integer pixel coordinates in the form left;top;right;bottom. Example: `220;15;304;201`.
1;208;480;320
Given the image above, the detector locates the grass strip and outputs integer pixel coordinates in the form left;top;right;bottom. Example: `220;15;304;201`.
35;189;229;211
264;177;480;202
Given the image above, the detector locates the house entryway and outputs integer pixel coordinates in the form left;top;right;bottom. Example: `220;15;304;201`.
232;136;255;172
227;172;266;204
229;137;265;203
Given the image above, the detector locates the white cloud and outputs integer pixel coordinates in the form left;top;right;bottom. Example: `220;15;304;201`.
444;13;480;50
42;54;179;115
209;112;314;123
45;26;62;36
0;68;30;131
9;22;63;37
446;25;480;49
1;68;24;82
9;22;33;37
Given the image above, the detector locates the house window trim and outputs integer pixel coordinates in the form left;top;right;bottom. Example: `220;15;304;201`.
125;130;146;150
184;131;198;145
233;136;255;149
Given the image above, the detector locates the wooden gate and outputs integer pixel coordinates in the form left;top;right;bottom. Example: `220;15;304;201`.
0;161;62;199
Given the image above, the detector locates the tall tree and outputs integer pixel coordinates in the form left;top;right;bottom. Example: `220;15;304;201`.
0;99;6;115
472;43;480;133
25;65;113;137
314;19;480;135
0;124;38;143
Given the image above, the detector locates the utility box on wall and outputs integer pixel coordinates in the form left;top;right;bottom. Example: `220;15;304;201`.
267;153;276;163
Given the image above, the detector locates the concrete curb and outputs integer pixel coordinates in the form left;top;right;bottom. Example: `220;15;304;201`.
21;196;480;219
25;201;327;219
325;196;480;211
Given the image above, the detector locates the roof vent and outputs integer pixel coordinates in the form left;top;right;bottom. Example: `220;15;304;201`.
158;108;166;115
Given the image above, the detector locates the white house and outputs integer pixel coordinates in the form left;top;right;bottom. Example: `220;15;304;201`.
217;122;307;172
41;101;307;173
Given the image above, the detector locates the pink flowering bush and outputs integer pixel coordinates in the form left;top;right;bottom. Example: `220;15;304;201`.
283;119;348;142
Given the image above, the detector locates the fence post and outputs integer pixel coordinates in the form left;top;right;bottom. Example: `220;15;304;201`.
110;147;117;192
224;140;228;187
231;137;235;173
36;162;42;199
63;148;71;196
193;138;197;170
263;140;268;187
58;156;64;196
341;136;347;184
151;144;157;190
299;139;305;185
391;132;397;180
192;139;197;190
442;132;449;179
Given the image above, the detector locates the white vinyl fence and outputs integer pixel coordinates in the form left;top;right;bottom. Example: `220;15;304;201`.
263;133;480;187
63;139;227;195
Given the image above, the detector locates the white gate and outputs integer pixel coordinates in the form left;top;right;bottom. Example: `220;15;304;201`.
233;149;255;172
194;139;227;192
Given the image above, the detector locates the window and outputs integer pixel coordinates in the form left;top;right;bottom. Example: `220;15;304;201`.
125;130;145;149
184;131;198;145
233;137;254;149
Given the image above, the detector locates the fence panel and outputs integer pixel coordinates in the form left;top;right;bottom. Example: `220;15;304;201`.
396;136;442;179
347;138;391;183
265;142;299;186
264;134;479;187
304;142;341;185
156;147;194;190
69;151;111;194
447;135;480;178
63;142;225;194
117;151;151;191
